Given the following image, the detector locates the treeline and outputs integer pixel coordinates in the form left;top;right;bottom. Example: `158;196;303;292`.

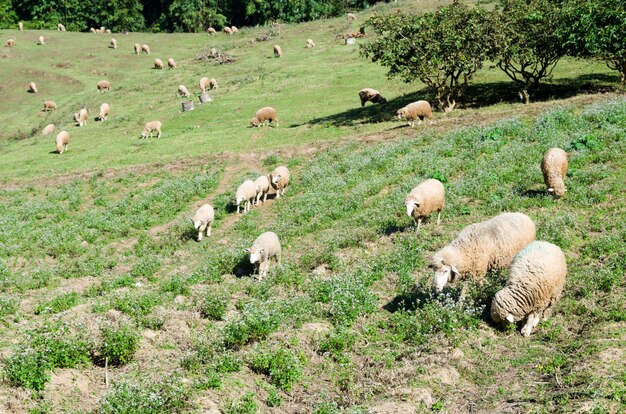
0;0;385;32
362;0;626;111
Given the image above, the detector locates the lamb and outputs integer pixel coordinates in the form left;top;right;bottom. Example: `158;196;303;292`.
358;88;387;107
270;166;290;198
43;100;57;111
207;27;216;34
231;26;239;33
404;178;445;232
134;43;141;54
97;80;111;91
236;180;256;214
306;39;315;48
74;108;88;127
58;23;65;31
38;35;45;45
141;121;162;138
199;77;210;92
18;22;23;31
541;148;568;199
491;241;567;337
154;58;164;69
5;39;15;47
250;107;278;127
28;82;37;93
167;58;176;69
397;100;433;127
273;45;282;58
209;78;218;90
347;13;357;22
110;38;117;49
247;231;282;280
254;175;270;206
55;131;69;154
224;26;233;35
191;204;215;242
178;84;190;97
430;212;536;292
42;124;55;135
98;103;110;121
141;44;150;54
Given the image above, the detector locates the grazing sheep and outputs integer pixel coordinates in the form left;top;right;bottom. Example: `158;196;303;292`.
306;39;315;48
491;241;567;337
100;26;105;33
347;13;357;22
254;175;270;206
105;29;111;34
431;212;536;292
90;27;97;33
231;26;239;33
167;58;176;69
74;108;88;127
250;107;278;127
209;78;218;90
404;178;445;232
110;38;117;49
58;23;65;31
247;231;282;280
236;180;256;214
397;101;433;127
191;204;215;242
134;43;141;54
5;39;14;47
207;27;216;34
154;58;164;69
141;44;150;54
178;84;190;97
42;124;55;135
55;131;69;154
28;82;37;93
270;166;290;198
224;26;233;35
38;35;45;45
358;88;387;107
98;103;110;121
199;77;210;92
140;121;162;139
43;100;57;111
18;22;23;31
97;79;111;91
273;44;282;58
541;148;568;199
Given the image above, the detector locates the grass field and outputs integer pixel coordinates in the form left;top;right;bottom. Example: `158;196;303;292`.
1;0;625;413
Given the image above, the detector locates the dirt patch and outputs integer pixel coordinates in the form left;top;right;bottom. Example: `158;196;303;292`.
45;368;107;413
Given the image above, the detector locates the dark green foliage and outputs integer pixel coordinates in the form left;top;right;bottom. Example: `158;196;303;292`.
34;292;79;315
96;322;140;366
250;347;304;391
2;351;51;390
197;288;230;320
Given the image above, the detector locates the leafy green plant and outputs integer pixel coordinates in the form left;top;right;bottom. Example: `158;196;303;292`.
197;288;230;320
250;347;304;391
2;351;51;390
35;292;80;315
224;392;258;414
96;322;140;366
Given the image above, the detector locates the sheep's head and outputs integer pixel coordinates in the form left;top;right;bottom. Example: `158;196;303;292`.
396;108;405;120
271;174;281;185
250;117;260;127
547;182;566;199
430;253;459;292
247;247;264;264
490;291;520;325
404;195;421;217
191;218;202;230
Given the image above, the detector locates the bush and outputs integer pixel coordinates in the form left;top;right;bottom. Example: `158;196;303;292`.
250;347;304;391
197;289;230;320
96;322;140;366
2;351;51;390
35;292;80;315
224;392;258;414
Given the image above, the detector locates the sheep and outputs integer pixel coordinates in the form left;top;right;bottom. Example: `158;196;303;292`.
209;78;218;90
430;212;536;292
43;100;57;111
28;82;37;93
199;77;210;92
207;27;216;34
100;26;106;33
273;45;282;58
98;103;110;121
306;39;315;48
5;39;15;47
191;204;215;242
141;44;150;54
254;175;270;206
541;148;568;199
270;166;290;198
404;178;445;232
167;58;176;69
491;241;567;337
110;38;117;49
58;23;65;31
55;131;69;154
18;22;23;31
141;121;162;139
154;58;164;69
358;88;387;107
231;26;239;33
38;35;45;45
247;231;282;280
178;84;190;97
347;13;357;22
105;29;111;34
250;107;278;127
224;26;233;35
97;79;111;91
74;108;88;127
134;43;141;54
236;180;256;214
90;27;97;33
397;101;433;127
42;124;55;135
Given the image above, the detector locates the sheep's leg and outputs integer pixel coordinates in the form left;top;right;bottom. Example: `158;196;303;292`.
521;313;541;337
197;230;203;242
206;224;212;237
156;129;161;138
415;218;422;232
237;204;240;214
436;211;441;226
281;188;286;195
275;189;281;199
263;192;267;203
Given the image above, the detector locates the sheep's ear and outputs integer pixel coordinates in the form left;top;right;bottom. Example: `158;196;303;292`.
450;265;460;279
414;202;420;208
547;188;555;193
506;314;515;323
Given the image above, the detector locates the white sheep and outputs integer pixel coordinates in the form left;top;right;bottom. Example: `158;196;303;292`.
38;35;45;45
254;175;270;206
43;100;57;111
209;78;218;90
167;58;176;69
28;82;37;93
178;84;190;97
56;131;69;154
270;166;290;198
430;212;536;292
199;77;210;92
141;121;162;138
306;39;315;48
58;23;65;31
224;26;233;35
404;178;445;232
273;45;282;58
541;148;568;199
359;88;387;107
397;101;433;127
133;43;141;54
18;22;23;31
110;38;117;49
97;79;111;91
247;231;282;280
154;58;164;69
74;108;88;127
42;124;55;135
90;27;97;33
207;27;216;34
105;29;111;34
236;180;256;214
5;39;15;47
231;26;239;33
250;107;278;127
100;26;105;33
98;103;110;121
141;44;150;54
191;204;215;242
347;13;357;22
491;241;567;337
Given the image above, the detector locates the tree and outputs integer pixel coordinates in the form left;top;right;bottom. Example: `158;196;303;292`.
168;0;225;32
488;0;566;104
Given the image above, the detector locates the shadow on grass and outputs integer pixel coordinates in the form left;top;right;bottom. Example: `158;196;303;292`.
180;226;199;242
232;255;255;278
383;288;434;313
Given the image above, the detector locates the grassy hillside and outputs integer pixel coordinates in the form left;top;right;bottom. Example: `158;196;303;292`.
0;0;625;413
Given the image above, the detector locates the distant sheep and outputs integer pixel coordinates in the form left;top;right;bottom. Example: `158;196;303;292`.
178;84;190;97
404;178;445;232
97;80;111;91
28;82;37;93
208;27;216;34
56;131;69;154
247;231;282;280
18;22;23;31
154;58;164;69
224;26;233;35
491;241;567;337
430;212;536;292
110;38;117;49
98;103;110;121
100;26;105;33
231;26;239;33
5;39;14;47
273;44;282;58
90;27;96;33
270;166;290;198
38;35;45;45
236;180;256;214
141;121;162;138
306;39;315;48
42;124;55;135
397;100;433;127
347;13;357;22
105;29;111;34
250;107;278;127
43;100;57;111
199;77;210;92
209;78;218;90
254;175;270;206
133;43;141;54
58;23;65;31
141;44;150;54
358;88;387;107
74;108;88;127
191;204;215;242
167;58;176;69
541;148;568;199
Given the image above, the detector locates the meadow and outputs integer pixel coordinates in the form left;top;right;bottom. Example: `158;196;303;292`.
0;0;625;413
